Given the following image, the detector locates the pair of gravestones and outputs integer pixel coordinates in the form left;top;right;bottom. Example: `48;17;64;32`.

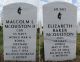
2;2;77;62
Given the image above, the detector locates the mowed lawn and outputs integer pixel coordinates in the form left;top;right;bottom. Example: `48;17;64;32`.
0;31;3;53
77;33;80;55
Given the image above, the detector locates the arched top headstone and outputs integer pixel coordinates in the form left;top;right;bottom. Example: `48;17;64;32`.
2;2;37;61
4;0;38;7
43;2;77;25
43;1;77;61
43;2;76;9
2;2;37;15
3;2;37;8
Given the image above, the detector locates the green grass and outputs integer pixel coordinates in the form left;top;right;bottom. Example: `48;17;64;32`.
40;35;44;60
0;31;3;53
0;31;3;45
77;33;80;55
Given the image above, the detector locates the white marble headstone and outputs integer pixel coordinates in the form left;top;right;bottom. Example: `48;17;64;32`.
43;2;77;61
2;3;37;61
